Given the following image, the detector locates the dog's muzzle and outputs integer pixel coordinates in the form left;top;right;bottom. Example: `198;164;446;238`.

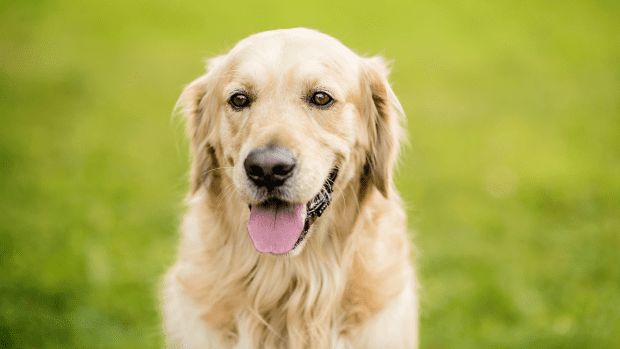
246;165;339;254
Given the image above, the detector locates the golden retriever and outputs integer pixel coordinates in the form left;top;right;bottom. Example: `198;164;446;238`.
161;28;417;349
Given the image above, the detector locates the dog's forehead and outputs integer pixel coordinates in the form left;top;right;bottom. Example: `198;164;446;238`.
233;28;356;57
225;29;360;85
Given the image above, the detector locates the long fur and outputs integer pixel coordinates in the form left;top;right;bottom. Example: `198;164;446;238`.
161;28;417;349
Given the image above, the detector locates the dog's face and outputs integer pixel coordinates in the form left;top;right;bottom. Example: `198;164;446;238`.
179;28;403;256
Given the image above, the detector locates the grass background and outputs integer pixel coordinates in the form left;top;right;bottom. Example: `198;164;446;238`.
1;0;619;348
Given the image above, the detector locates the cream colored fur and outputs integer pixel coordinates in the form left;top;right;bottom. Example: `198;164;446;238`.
161;28;417;349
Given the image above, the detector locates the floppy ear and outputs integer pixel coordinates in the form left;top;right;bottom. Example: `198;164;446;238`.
360;56;406;198
176;55;226;195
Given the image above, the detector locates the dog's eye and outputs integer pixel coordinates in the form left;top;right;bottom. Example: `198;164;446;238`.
310;92;333;107
229;93;250;109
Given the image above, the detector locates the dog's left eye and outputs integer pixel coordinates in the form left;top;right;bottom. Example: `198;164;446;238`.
310;92;333;107
229;93;250;109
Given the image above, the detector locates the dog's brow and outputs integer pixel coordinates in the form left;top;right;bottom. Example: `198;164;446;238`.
224;81;260;100
226;88;249;99
223;58;271;85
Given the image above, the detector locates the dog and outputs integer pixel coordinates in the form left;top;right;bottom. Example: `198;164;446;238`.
161;28;417;349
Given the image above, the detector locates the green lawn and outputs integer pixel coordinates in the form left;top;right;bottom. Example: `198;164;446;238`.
1;0;618;348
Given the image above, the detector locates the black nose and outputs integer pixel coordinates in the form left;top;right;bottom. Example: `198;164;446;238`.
244;145;297;189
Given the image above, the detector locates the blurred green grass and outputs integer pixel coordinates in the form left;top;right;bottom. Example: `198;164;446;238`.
1;0;618;348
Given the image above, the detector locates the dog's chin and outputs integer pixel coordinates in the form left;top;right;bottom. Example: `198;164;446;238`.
247;167;339;255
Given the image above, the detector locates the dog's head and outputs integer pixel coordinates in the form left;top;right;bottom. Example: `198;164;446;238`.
178;28;404;255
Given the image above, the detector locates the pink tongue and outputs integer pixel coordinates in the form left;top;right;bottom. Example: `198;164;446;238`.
247;203;306;254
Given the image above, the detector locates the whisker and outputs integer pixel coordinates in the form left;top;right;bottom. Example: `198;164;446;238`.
200;166;235;182
349;183;362;216
332;182;348;229
215;183;236;212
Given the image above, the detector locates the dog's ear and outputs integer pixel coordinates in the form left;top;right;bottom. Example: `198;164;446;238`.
360;56;406;198
176;55;226;195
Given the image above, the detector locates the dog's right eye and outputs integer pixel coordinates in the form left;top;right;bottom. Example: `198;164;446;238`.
229;93;250;109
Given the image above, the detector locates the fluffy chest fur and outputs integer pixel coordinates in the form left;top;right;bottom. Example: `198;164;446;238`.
162;186;415;349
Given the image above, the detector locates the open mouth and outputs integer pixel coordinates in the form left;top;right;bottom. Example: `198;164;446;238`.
246;166;339;254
